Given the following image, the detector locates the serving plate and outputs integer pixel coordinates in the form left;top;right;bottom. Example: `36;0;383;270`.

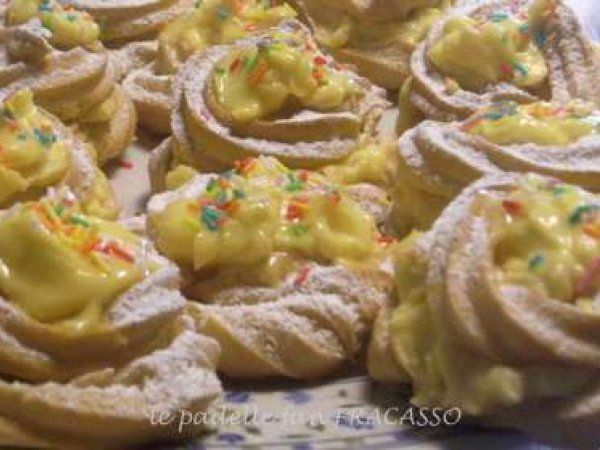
105;2;599;448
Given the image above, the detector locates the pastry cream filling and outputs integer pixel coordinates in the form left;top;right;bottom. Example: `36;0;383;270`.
0;90;69;207
153;157;384;275
493;177;600;308
304;0;449;50
389;233;526;416
389;178;600;417
211;30;357;122
157;0;297;73
5;0;100;49
323;143;390;187
428;5;548;92
463;101;600;146
0;193;147;332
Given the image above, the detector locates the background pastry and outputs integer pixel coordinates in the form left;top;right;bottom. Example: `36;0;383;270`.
0;189;222;448
61;0;196;46
164;21;388;179
392;99;600;235
401;0;600;128
369;173;600;447
147;157;393;379
0;89;119;219
288;0;452;89
1;0;137;165
123;0;297;135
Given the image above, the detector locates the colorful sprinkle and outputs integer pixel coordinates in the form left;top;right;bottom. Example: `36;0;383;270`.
119;160;134;170
293;265;311;288
502;199;522;215
528;253;545;270
569;204;599;225
575;256;600;298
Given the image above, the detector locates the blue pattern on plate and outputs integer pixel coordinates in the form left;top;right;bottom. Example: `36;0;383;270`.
283;390;312;405
224;391;251;404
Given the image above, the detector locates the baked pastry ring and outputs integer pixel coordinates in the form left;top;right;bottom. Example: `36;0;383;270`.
403;0;600;125
0;89;119;219
288;0;451;89
123;0;298;135
167;20;389;174
0;189;222;449
0;2;136;165
147;156;394;379
392;99;600;235
61;0;196;46
369;173;600;447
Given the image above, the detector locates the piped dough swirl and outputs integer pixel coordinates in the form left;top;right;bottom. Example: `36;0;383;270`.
391;100;600;235
62;0;196;46
0;13;136;164
287;0;451;89
0;190;222;449
404;0;600;124
370;173;600;447
167;21;389;174
147;157;394;379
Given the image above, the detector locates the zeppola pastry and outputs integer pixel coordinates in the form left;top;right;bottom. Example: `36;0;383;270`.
0;89;118;218
147;156;393;379
288;0;452;89
392;99;600;234
163;21;389;177
0;189;222;448
402;0;600;125
369;173;600;446
123;0;298;135
1;0;136;165
61;0;196;46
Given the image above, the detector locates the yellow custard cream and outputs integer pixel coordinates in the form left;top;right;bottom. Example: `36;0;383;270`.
390;232;527;415
388;178;600;416
158;0;296;73
5;0;100;49
212;29;357;122
323;143;391;187
308;0;450;50
428;2;548;91
493;177;600;307
0;90;69;206
153;157;386;274
463;101;600;146
0;192;148;332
